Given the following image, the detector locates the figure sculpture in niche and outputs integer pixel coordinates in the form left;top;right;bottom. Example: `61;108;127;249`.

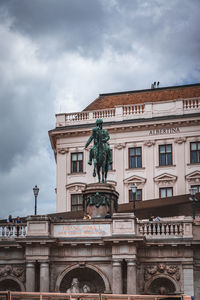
85;118;112;183
66;277;80;293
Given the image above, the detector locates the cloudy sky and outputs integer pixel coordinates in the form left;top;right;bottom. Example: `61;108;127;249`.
0;0;200;219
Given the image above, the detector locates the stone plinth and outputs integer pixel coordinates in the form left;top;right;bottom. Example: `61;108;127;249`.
82;183;119;218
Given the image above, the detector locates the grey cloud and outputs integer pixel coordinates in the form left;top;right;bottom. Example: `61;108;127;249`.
0;0;106;57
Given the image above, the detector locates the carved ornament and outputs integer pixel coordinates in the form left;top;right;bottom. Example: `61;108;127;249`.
144;263;180;282
114;143;126;150
174;137;186;144
57;148;69;154
144;140;156;147
0;265;25;282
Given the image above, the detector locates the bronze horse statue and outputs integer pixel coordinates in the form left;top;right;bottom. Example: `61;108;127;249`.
85;119;112;183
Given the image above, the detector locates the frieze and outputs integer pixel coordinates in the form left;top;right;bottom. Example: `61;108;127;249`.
0;265;25;282
144;263;180;282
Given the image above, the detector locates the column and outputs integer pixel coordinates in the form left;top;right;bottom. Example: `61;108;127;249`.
40;262;49;292
127;259;137;294
26;262;35;292
112;260;122;294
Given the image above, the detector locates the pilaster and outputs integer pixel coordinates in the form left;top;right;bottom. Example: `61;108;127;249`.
26;261;35;292
112;260;122;294
40;262;49;292
127;259;137;294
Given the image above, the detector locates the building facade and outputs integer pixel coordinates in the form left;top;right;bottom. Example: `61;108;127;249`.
0;83;200;298
49;83;200;213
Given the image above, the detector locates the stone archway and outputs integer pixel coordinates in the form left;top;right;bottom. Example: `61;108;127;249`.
0;276;25;291
146;276;177;295
55;264;110;293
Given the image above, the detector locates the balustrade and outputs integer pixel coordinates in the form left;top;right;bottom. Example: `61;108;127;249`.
183;98;200;110
138;220;186;238
123;104;145;115
0;223;27;238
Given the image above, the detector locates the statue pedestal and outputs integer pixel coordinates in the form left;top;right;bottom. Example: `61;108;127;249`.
82;183;119;219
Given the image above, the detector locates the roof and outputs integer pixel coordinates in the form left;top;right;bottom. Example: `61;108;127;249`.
83;83;200;111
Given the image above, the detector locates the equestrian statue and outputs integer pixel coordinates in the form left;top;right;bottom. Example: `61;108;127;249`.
85;119;112;183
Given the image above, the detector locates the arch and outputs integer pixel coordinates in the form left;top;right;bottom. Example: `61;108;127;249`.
0;276;25;291
55;263;111;293
145;275;179;294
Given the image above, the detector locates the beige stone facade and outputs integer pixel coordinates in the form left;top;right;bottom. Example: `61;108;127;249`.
0;214;200;298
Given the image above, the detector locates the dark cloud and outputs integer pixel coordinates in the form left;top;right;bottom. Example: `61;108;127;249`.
0;0;106;57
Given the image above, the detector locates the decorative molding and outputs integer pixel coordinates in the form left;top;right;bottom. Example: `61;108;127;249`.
185;170;200;183
114;143;126;150
144;140;156;147
154;173;177;186
144;263;180;282
174;137;186;144
124;175;146;187
66;182;86;192
0;265;25;282
57;148;69;154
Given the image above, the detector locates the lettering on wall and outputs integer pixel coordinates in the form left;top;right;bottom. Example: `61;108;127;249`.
53;224;111;237
149;128;180;135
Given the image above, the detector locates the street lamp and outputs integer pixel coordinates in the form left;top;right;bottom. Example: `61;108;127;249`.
189;187;198;220
131;183;137;214
33;185;39;215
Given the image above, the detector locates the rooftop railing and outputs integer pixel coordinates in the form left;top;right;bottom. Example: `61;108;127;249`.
56;97;200;127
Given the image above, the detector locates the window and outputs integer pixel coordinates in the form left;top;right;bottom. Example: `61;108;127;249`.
129;189;142;201
190;142;200;163
191;185;200;193
108;149;113;171
159;187;173;198
159;144;172;166
71;194;83;211
71;152;83;173
129;147;142;168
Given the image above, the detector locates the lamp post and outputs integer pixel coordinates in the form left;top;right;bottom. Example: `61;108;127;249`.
33;185;39;215
189;187;198;220
131;183;137;214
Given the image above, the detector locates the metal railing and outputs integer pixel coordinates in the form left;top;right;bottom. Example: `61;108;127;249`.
0;292;191;300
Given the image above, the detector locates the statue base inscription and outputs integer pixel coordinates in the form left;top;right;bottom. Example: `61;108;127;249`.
82;183;119;219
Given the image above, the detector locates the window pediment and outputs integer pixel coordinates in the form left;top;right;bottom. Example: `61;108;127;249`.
66;183;86;192
124;175;146;188
154;173;177;186
185;170;200;183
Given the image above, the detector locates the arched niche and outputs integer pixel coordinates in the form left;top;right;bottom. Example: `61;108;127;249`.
0;276;25;291
145;275;179;295
55;263;111;293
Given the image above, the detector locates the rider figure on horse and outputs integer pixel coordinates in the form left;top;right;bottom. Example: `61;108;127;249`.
85;118;112;168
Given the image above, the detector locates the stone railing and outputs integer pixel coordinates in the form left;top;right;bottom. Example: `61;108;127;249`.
0;223;27;238
183;97;200;110
56;98;200;127
138;219;193;239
